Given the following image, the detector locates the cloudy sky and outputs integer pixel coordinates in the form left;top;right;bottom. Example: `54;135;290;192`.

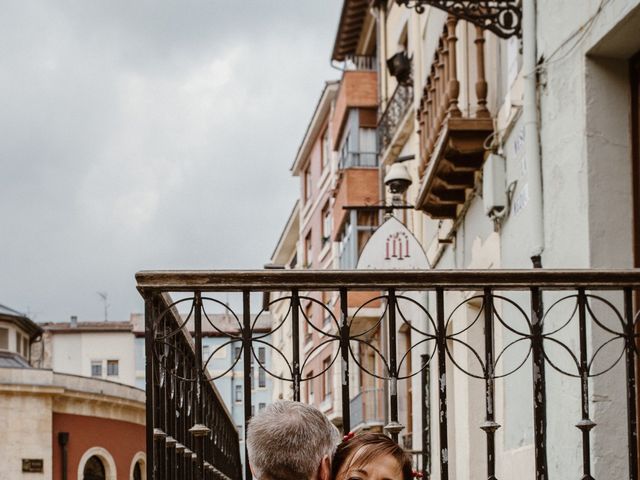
0;1;343;323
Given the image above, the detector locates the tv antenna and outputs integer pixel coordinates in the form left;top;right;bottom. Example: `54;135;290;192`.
97;292;109;322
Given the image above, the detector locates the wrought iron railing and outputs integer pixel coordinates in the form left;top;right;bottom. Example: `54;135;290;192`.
144;292;242;480
350;387;386;430
138;269;640;480
378;82;414;152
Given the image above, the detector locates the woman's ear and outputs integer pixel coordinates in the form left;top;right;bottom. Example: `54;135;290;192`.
317;454;331;480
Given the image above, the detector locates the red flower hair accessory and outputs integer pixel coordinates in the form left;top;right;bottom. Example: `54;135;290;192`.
342;431;355;443
412;470;424;478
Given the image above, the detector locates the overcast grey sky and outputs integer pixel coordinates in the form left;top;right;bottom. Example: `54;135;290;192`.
0;1;343;323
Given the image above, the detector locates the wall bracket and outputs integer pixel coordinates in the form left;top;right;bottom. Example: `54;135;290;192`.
395;1;522;38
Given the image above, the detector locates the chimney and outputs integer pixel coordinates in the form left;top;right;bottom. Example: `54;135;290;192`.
70;316;78;328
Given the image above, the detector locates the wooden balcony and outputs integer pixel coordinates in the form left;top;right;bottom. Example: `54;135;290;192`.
415;18;493;219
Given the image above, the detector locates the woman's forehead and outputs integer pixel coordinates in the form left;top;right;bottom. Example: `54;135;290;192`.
347;446;402;472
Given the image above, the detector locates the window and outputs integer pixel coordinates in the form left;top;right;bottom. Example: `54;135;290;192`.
259;368;266;388
202;344;209;357
91;361;103;377
304;166;312;200
258;347;265;363
322;203;332;246
321;129;330;168
322;291;332;326
339;132;351;168
251;366;255;390
234;346;241;361
303;302;313;344
0;328;8;349
107;360;119;377
15;331;22;355
259;402;266;412
235;384;242;402
306;371;315;404
237;425;243;441
251;405;255;417
322;358;331;400
22;337;28;358
305;231;313;267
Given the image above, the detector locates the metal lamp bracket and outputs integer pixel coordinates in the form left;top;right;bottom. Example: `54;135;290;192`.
395;0;522;39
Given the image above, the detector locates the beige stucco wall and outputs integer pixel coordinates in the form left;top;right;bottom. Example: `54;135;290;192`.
0;368;145;480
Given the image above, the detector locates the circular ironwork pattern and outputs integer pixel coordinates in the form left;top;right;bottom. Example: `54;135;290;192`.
150;289;640;388
394;0;522;39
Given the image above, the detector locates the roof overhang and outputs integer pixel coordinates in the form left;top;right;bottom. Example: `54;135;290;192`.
0;305;43;339
270;200;300;265
332;0;370;61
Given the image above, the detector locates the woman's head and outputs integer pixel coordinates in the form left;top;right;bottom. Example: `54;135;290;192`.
331;432;413;480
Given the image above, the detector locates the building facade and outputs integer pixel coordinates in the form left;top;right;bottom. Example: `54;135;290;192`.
36;318;137;387
267;0;640;477
0;306;146;480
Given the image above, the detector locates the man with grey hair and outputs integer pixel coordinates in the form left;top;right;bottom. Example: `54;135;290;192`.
246;401;341;480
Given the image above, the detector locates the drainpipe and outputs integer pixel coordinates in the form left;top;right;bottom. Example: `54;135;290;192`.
523;0;544;268
58;432;69;480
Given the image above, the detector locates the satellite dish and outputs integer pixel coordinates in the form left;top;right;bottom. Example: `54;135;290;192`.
357;216;430;270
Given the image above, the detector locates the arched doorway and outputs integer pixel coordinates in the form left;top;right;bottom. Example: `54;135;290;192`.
82;456;105;480
133;462;142;480
130;452;146;480
77;447;116;480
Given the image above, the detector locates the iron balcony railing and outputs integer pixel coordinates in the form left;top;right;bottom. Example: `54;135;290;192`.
378;82;414;152
339;150;379;169
350;387;386;430
137;269;640;480
143;293;242;480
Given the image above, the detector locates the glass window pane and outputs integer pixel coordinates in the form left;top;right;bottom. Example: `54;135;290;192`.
106;360;118;376
0;328;8;349
91;361;102;377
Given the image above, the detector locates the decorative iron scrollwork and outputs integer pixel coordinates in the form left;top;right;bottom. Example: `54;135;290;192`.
395;0;522;38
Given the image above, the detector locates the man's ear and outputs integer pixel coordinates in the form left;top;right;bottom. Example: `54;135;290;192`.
317;455;331;480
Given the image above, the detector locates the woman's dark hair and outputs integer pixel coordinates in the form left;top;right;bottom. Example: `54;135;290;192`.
331;432;413;480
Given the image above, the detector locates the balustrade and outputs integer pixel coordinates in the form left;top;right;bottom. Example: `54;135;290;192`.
416;18;493;218
139;269;640;480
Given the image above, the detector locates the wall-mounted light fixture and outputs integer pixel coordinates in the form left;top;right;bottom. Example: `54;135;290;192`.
386;51;412;85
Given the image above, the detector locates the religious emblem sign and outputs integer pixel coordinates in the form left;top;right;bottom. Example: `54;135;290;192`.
357;216;430;270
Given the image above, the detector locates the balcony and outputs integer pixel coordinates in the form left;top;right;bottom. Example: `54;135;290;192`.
342;54;377;71
138;268;640;480
350;388;385;431
415;18;493;219
339;150;378;169
378;82;414;158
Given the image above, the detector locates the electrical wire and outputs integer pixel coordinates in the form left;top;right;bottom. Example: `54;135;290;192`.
531;0;611;75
